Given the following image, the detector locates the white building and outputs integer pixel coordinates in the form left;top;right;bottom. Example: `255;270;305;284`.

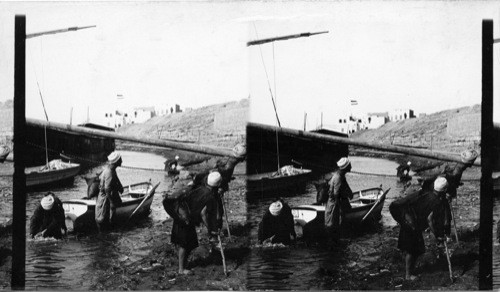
361;112;389;129
389;109;415;121
154;104;182;117
131;107;155;123
324;116;362;135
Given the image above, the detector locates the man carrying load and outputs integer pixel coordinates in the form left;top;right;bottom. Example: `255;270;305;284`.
389;176;452;280
168;171;224;275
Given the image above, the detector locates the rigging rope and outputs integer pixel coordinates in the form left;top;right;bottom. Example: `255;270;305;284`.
252;23;281;128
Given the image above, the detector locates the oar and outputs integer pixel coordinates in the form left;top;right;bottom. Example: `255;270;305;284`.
361;188;390;222
217;231;228;276
444;240;454;282
128;182;160;221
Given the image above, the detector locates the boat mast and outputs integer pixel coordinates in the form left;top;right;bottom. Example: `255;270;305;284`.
248;30;329;172
26;25;96;39
26;25;96;166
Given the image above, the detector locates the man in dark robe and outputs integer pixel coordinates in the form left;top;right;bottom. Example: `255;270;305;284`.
30;192;67;239
389;176;452;280
171;171;223;275
95;151;123;232
258;199;296;245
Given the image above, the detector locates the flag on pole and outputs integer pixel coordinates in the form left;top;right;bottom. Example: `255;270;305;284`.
350;99;358;106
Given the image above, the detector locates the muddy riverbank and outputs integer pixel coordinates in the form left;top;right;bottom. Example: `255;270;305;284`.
0;149;481;290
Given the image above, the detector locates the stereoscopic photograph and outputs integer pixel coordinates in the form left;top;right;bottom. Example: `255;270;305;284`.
0;1;499;291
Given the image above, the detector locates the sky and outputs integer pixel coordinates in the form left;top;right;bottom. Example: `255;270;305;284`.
0;1;499;128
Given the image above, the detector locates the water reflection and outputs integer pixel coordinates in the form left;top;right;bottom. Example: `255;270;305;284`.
1;151;171;289
246;156;405;290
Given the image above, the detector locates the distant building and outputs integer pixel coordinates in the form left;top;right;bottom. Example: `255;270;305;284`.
131;106;155;124
361;112;389;129
323;116;362;135
154;103;183;117
389;109;415;121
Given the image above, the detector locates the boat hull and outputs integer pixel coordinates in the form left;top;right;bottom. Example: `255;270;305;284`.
246;169;312;200
26;162;81;188
63;181;158;232
292;187;388;239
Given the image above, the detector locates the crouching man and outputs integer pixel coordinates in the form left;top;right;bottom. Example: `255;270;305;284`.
171;171;223;275
389;176;451;280
30;192;67;239
258;199;296;245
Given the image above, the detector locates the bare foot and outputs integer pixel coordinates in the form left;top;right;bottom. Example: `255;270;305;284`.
178;269;193;275
405;275;418;281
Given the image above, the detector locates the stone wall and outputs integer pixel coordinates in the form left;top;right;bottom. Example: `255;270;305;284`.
447;113;481;138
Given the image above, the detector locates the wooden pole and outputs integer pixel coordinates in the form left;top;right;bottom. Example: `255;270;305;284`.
26;118;235;158
450;200;459;244
221;195;231;239
479;19;493;291
248;122;481;166
12;14;26;290
217;233;228;276
444;241;454;282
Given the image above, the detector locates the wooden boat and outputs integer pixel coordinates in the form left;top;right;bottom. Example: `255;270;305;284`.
0;145;10;163
25;159;81;188
246;165;312;200
63;181;160;232
292;187;390;239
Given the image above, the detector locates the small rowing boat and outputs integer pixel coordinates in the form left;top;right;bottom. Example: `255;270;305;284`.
246;165;312;200
63;181;160;232
292;187;390;239
26;159;81;188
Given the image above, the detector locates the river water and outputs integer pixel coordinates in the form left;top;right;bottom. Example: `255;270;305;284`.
246;156;405;290
0;154;481;289
0;151;171;290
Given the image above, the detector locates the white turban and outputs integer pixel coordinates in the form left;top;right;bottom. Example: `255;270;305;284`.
434;177;448;192
269;201;283;216
207;171;222;187
107;151;121;164
337;157;350;170
460;150;478;164
232;143;246;158
41;195;54;210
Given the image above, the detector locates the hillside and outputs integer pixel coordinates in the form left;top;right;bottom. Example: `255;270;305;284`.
0;100;13;147
117;98;248;148
350;104;481;154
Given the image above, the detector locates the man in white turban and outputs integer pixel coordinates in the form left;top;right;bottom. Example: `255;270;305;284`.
29;192;67;239
169;171;224;275
258;199;296;245
389;176;452;280
324;157;353;245
95;151;124;232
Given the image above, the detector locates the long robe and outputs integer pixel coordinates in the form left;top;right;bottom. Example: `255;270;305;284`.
324;170;352;235
95;165;123;228
30;195;67;239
